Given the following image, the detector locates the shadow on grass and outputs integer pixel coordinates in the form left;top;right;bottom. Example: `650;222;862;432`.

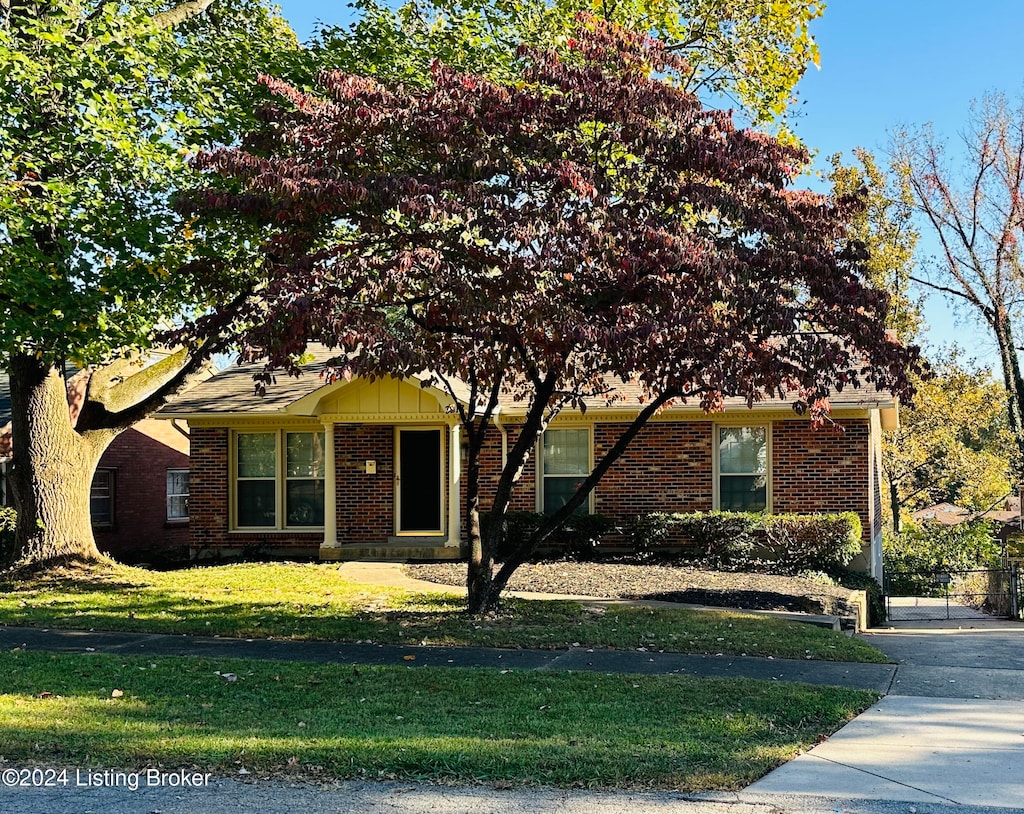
639;589;829;614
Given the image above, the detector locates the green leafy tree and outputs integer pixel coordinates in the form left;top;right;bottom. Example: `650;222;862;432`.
314;0;822;126
827;149;921;342
884;519;1002;587
884;355;1014;529
0;0;298;567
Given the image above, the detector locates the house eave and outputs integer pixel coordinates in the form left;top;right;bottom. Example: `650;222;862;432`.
162;404;888;427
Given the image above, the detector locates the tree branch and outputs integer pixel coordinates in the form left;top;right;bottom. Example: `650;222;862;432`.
75;337;227;433
908;274;995;319
152;0;216;30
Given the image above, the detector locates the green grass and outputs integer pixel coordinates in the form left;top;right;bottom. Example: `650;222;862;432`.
0;561;887;662
0;650;878;790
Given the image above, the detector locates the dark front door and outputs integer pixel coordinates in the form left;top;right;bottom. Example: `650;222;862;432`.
398;429;442;533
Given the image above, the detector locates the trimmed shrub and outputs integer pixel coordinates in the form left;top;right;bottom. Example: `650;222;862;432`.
632;511;864;573
758;512;864;574
558;513;618;561
481;511;543;563
633;511;759;568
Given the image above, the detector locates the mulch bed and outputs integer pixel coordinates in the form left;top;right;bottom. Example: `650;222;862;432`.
405;561;859;616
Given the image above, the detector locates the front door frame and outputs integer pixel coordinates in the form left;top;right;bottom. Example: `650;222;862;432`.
394;426;445;536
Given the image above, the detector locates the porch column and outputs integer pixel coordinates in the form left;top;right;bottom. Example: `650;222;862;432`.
323;421;338;548
447;421;461;547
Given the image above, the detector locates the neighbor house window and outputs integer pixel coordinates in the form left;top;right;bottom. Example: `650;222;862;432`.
234;430;324;529
717;426;768;511
91;469;115;528
166;469;190;521
541;428;590;515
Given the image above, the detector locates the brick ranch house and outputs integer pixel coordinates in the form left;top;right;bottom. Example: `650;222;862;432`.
0;369;191;561
158;345;898;580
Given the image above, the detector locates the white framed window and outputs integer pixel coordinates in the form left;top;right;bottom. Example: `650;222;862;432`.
166;469;190;521
234;430;325;529
540;428;591;515
91;468;115;528
715;425;769;512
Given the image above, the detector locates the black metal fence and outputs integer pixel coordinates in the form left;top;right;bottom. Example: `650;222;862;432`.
884;565;1022;622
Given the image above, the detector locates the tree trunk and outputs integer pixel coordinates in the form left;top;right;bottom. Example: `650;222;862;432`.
464;440;492;615
888;475;902;535
5;354;115;567
993;312;1024;481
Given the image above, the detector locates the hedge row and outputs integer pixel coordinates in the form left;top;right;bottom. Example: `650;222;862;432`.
632;511;864;574
483;509;864;574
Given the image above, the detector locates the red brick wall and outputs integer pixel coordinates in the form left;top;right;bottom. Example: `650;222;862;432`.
459;422;538;536
335;424;394;543
772;419;871;542
594;421;714;517
92;417;190;557
189;416;876;556
188;426;230;552
188;426;324;557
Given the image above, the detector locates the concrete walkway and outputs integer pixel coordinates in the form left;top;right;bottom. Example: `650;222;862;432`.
736;611;1024;810
343;567;1024;810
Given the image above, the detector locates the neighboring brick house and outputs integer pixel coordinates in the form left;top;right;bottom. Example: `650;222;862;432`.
159;345;898;579
0;370;191;561
88;416;191;560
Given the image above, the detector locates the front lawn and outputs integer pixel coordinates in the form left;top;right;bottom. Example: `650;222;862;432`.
0;561;887;663
0;650;878;790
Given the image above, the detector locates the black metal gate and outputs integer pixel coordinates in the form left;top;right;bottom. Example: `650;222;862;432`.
884;565;1022;622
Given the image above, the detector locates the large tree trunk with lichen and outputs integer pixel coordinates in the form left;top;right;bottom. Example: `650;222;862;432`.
5;354;117;567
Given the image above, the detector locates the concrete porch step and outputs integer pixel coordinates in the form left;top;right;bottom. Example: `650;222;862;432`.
320;544;462;562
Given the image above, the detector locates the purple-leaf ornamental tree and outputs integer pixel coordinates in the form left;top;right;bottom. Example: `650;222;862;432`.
177;18;921;613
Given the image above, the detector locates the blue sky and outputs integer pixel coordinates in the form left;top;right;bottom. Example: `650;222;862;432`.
275;0;1024;366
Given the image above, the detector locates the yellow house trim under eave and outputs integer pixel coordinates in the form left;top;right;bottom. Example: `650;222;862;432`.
501;407;880;425
175;415;323;429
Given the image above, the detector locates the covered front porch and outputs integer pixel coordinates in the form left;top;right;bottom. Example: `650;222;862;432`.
293;376;465;562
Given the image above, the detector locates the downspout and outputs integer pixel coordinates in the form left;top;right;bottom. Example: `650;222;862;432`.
494;410;508;469
170;418;190;440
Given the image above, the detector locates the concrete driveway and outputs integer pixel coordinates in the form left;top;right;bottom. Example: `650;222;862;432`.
738;611;1024;809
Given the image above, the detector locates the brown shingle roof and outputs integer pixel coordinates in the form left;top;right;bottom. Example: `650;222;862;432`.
160;343;897;417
